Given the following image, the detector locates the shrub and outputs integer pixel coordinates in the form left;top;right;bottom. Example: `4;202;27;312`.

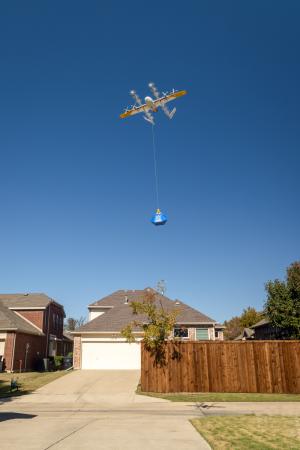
54;355;64;369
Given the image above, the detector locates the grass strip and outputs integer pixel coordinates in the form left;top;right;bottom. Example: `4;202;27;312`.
137;389;300;402
191;415;300;449
0;371;68;398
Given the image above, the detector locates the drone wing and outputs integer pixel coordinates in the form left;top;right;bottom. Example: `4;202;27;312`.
120;105;147;119
120;89;155;125
149;82;187;119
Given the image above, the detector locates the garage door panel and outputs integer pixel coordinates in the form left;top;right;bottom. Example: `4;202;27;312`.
81;342;141;370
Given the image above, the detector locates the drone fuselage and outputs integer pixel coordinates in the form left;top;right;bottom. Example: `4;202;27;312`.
145;96;158;112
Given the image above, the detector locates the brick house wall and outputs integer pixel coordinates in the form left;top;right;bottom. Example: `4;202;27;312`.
13;305;65;360
3;332;45;372
3;332;15;371
16;303;64;338
73;336;81;369
13;333;45;371
16;303;65;358
17;310;44;330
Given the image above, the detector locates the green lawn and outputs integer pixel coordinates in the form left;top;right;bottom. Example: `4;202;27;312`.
0;371;69;398
137;389;300;402
191;415;300;449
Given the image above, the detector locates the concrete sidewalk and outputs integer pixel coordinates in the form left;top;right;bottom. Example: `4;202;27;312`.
0;403;210;450
0;371;211;449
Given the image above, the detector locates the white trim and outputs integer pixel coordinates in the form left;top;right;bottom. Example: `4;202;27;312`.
71;331;143;335
0;327;18;331
81;337;143;342
175;322;216;325
9;307;46;311
0;327;42;336
14;311;43;333
173;326;190;340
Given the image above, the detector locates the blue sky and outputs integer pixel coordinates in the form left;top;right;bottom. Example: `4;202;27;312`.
0;1;299;322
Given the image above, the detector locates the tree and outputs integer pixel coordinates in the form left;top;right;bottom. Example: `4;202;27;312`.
240;307;261;328
121;290;180;366
156;280;167;296
264;261;300;339
65;316;86;331
224;307;261;340
223;316;243;340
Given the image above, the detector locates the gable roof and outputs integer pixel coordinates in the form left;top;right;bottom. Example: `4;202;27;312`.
251;318;270;329
77;288;216;333
0;302;44;335
0;293;64;310
234;327;255;341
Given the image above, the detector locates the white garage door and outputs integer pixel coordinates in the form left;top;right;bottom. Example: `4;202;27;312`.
81;341;141;370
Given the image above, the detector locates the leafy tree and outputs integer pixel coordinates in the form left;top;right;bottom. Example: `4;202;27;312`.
240;307;262;328
121;290;180;366
265;261;300;338
223;316;243;340
224;307;261;340
65;316;86;331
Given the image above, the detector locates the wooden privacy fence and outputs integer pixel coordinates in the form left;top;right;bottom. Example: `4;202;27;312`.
141;341;300;394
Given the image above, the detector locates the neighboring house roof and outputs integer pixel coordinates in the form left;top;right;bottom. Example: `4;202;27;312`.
251;318;270;329
0;293;64;311
0;302;44;335
63;331;74;341
77;288;216;333
234;327;255;341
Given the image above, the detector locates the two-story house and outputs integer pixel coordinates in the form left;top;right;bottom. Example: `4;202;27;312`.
73;288;224;370
0;293;71;372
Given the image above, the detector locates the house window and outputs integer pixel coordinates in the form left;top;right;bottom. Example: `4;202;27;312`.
215;331;219;338
196;328;209;340
174;327;189;338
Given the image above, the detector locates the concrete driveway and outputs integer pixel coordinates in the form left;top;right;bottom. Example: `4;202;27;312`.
0;370;210;450
15;370;146;405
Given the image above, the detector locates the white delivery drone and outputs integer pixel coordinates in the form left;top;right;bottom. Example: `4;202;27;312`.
120;82;187;125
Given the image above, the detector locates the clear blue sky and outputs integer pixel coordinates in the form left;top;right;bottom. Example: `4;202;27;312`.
0;1;299;323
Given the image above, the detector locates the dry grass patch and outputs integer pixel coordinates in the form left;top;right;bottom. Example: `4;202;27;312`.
191;415;300;449
0;371;69;398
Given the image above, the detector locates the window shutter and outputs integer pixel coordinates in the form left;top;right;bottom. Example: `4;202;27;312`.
196;328;209;340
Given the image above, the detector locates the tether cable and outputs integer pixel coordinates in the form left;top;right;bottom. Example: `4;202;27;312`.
151;124;160;209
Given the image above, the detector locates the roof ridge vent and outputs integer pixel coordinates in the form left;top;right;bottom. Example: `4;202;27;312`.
175;300;180;306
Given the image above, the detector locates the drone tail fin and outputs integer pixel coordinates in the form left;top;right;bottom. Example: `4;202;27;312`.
169;107;176;119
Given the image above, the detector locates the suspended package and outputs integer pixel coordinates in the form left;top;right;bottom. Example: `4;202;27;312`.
151;209;168;226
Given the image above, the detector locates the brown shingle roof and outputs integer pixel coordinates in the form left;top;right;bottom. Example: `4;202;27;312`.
0;303;44;335
0;293;64;310
251;318;270;328
77;288;216;333
234;327;255;340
